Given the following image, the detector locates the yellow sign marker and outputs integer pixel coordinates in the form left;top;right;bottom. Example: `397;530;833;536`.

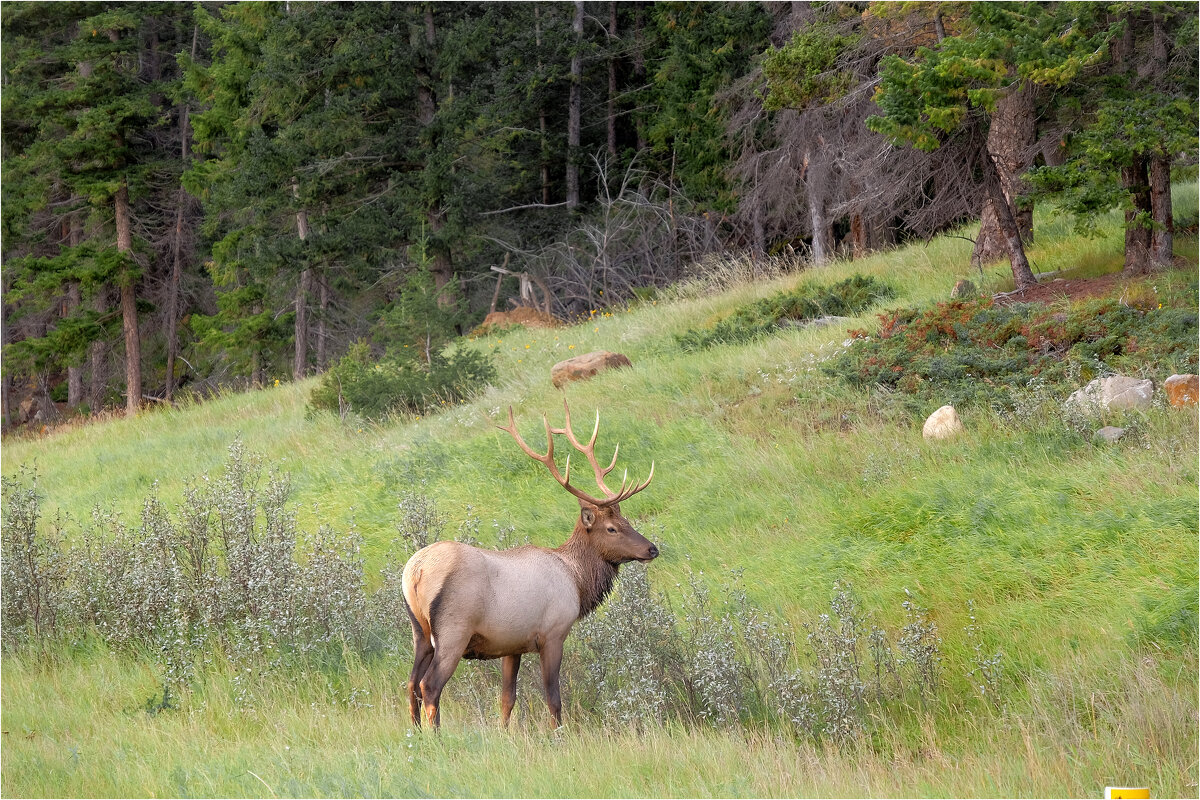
1104;788;1150;799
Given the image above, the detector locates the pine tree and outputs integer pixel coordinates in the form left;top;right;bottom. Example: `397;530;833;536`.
3;3;187;416
1027;4;1198;275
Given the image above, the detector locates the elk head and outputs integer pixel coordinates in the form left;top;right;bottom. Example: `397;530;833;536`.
498;400;658;565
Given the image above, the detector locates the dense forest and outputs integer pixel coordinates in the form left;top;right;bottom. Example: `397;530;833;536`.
3;1;1197;424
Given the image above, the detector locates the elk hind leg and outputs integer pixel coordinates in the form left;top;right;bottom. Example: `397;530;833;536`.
419;632;469;730
405;602;434;727
407;631;434;727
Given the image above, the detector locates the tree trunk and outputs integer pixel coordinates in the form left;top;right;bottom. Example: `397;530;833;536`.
67;214;84;406
294;266;312;380
1;293;12;427
982;150;1037;290
414;7;454;304
1122;158;1154;276
607;2;618;159
1147;12;1173;266
972;83;1035;267
291;177;311;380
115;179;141;417
752;202;766;258
165;26;198;401
166;112;192;399
1149;157;1173;266
89;288;107;411
805;149;834;265
971;200;1006;266
566;0;583;209
809;196;833;266
251;348;263;389
165;191;187;398
849;213;867;260
535;6;551;205
632;7;648;153
36;370;60;423
316;273;329;371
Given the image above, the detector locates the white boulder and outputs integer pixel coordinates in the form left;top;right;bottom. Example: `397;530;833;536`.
922;405;964;440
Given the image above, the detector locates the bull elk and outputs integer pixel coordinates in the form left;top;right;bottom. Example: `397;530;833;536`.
401;400;658;730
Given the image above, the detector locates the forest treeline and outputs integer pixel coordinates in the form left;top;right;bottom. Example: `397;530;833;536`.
2;2;1196;422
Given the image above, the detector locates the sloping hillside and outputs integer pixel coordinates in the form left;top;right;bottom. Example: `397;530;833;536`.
3;197;1197;797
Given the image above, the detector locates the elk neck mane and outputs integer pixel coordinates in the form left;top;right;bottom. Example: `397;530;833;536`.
554;524;619;618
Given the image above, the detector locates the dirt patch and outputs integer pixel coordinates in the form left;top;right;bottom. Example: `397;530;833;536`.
473;306;562;333
994;273;1130;306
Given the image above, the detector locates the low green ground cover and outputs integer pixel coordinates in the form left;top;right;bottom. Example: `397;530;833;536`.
826;273;1199;411
675;273;895;351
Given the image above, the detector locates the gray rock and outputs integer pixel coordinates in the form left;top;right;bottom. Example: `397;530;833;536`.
1065;376;1155;415
1093;426;1126;444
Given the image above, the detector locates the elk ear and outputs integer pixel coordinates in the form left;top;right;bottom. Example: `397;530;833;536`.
580;507;597;528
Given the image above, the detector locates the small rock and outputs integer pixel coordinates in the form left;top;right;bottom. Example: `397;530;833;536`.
922;405;964;440
550;351;632;389
1065;375;1155;415
950;279;977;299
1164;374;1199;408
1093;426;1126;444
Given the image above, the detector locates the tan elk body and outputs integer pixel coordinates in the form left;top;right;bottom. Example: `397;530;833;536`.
401;402;658;729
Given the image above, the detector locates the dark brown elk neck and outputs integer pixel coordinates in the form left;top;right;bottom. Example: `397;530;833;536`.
554;528;619;618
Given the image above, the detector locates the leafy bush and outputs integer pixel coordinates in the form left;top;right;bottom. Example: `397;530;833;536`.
309;341;496;420
825;295;1198;410
676;274;895;351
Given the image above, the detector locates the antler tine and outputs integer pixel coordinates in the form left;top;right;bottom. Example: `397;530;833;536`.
497;405;608;506
552;399;623;496
497;406;550;462
611;460;655;504
588;410;624;479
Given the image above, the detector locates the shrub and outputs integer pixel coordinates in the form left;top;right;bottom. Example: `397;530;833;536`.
310;341;496;421
676;274;895;351
0;471;63;645
3;448;1005;738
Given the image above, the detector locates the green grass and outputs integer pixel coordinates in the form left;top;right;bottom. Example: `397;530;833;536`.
2;645;1194;798
3;193;1198;797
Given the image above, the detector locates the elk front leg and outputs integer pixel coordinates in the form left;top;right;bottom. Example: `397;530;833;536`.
538;639;565;730
500;654;521;728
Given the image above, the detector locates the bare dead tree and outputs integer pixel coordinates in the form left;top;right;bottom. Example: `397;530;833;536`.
483;154;726;317
725;5;991;268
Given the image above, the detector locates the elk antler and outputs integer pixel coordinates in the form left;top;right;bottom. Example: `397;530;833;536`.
497;401;654;507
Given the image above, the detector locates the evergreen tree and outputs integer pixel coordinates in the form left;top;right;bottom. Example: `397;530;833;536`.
3;3;190;416
1027;4;1198;274
868;2;1116;289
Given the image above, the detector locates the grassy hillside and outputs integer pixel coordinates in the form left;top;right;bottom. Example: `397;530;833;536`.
3;192;1197;797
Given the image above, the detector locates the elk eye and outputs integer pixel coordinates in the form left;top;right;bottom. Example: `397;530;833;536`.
606;526;617;534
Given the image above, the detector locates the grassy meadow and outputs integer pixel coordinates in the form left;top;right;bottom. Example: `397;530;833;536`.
2;193;1198;797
